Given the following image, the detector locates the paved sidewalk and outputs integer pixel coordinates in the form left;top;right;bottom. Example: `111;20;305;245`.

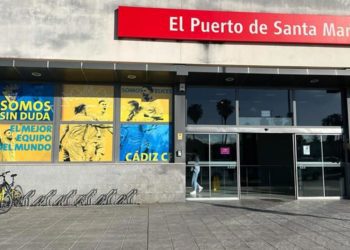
1;199;350;249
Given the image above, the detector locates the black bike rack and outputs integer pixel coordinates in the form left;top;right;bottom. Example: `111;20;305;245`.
85;189;97;205
115;189;138;205
52;195;64;206
74;189;97;206
63;189;77;206
115;194;127;204
31;194;43;207
53;189;77;206
25;188;138;207
126;189;138;204
31;189;57;206
94;189;118;205
21;189;36;207
43;189;57;206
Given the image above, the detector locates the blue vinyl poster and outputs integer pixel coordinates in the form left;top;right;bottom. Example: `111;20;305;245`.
0;82;54;121
120;124;172;162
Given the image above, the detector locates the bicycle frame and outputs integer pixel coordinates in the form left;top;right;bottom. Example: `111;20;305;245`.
0;172;11;200
0;171;13;214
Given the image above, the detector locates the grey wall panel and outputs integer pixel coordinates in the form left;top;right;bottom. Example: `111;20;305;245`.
0;163;186;203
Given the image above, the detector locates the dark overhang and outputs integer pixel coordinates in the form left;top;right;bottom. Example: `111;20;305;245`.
0;59;350;87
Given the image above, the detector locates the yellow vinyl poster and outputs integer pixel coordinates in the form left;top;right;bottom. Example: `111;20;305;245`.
120;85;172;122
0;124;52;162
59;124;113;162
61;84;114;122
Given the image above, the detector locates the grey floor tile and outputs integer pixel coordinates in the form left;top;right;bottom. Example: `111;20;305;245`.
0;243;20;250
96;242;123;250
197;243;225;250
148;240;173;250
2;201;350;250
245;240;275;250
121;240;147;250
268;240;302;250
172;239;198;248
70;243;99;250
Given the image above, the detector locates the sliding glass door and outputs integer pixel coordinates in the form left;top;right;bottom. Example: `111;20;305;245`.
296;134;344;198
186;133;238;198
240;133;295;198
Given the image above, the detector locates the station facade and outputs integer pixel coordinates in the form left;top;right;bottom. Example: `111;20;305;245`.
0;0;350;202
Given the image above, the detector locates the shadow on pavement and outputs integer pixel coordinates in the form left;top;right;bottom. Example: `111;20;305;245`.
197;200;350;222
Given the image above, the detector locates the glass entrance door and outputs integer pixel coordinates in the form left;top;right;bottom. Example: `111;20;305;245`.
240;133;295;198
186;133;238;198
296;134;344;198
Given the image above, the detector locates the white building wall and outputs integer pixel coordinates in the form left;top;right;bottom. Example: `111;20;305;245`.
0;0;349;203
0;0;349;68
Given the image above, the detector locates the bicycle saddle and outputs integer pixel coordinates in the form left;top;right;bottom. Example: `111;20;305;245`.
11;174;17;177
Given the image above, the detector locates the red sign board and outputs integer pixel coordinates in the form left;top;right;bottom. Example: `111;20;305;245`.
117;6;350;45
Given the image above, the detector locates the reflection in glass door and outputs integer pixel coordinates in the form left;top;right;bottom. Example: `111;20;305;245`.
210;134;237;198
296;135;323;196
240;133;295;198
296;134;344;198
186;133;238;198
323;135;345;196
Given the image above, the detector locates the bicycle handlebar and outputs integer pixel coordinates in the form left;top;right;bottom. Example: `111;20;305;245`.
0;171;10;178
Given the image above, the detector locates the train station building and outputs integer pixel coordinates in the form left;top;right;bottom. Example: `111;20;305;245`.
0;0;350;203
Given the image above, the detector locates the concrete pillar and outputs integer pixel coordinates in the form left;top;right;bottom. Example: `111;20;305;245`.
173;78;187;164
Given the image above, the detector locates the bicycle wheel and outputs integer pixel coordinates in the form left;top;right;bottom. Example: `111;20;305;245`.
0;188;13;214
13;185;23;207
